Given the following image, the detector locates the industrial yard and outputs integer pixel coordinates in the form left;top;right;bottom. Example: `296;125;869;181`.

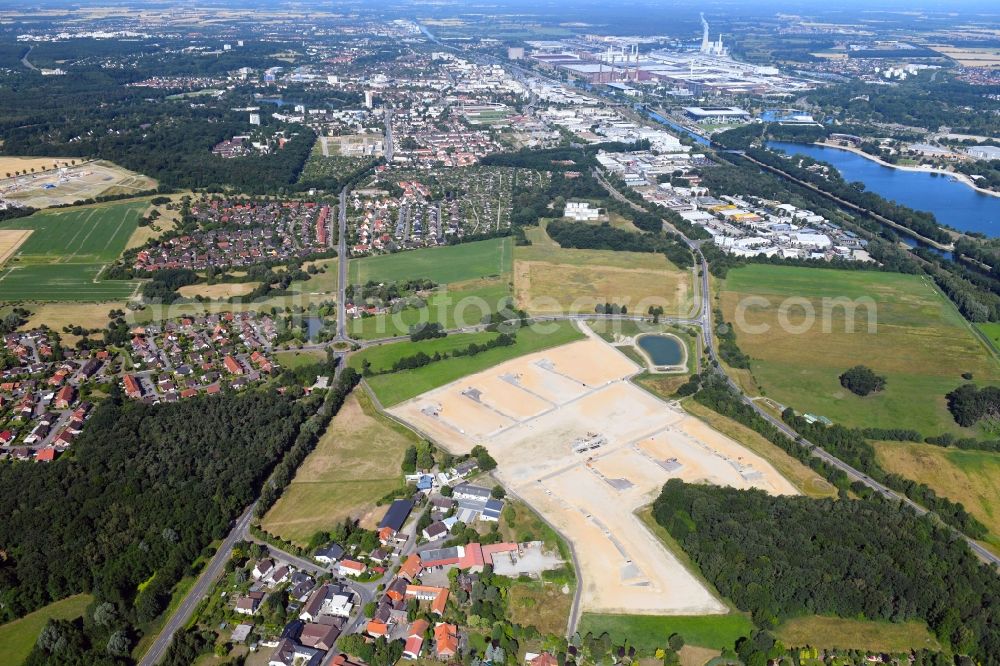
390;331;797;616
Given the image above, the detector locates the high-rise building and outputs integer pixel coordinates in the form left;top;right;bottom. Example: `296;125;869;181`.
365;90;374;108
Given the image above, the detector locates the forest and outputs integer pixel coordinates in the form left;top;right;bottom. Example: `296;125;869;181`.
653;480;1000;663
546;219;693;267
0;388;314;662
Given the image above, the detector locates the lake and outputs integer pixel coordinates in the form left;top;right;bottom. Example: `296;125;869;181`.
767;141;1000;237
636;334;685;367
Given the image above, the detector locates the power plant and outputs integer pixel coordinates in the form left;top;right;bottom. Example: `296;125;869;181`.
699;13;728;57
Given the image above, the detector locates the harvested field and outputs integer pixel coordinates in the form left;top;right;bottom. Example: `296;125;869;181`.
390;331;796;616
176;282;260;299
0;160;156;209
0;229;31;264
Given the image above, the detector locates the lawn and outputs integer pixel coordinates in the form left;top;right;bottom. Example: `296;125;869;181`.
349;237;511;285
260;389;416;545
364;320;585;407
290;258;338;294
349;331;501;374
681;399;838;500
773;615;940;652
577;612;753;653
0;594;93;665
0;201;145;301
874;440;1000;553
348;279;511;340
721;265;1000;437
514;221;692;317
275;349;327;369
977;322;1000;353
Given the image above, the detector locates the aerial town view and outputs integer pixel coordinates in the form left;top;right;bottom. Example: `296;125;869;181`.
0;0;999;665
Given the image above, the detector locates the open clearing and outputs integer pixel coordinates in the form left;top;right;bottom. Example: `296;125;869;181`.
24;302;122;344
0;594;93;665
874;440;1000;552
261;390;414;545
0;200;144;301
0;159;156;209
349;237;511;285
390;330;797;616
365;320;584;407
515;222;693;316
176;282;260;299
774;615;940;652
721;265;1000;436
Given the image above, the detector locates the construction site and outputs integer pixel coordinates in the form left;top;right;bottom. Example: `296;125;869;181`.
390;331;799;617
0;160;157;209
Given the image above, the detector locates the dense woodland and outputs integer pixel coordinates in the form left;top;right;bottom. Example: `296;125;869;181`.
0;389;315;662
653;480;1000;663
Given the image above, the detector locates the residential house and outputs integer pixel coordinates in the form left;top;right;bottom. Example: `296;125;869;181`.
434;623;459;659
404;619;430;659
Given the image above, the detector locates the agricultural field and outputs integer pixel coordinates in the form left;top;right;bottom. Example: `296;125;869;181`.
260;389;415;545
874;440;1000;553
349;237;511;285
0;201;145;301
0;159;156;209
365;320;584;407
348;278;511;340
0;594;93;665
773;615;940;653
515;221;693;317
720;265;1000;437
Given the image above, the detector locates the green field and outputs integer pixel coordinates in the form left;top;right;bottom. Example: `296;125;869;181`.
0;201;145;301
349;237;512;285
348;279;510;339
721;265;1000;436
774;615;940;652
365;320;585;406
977;322;1000;353
260;389;415;544
350;331;501;374
0;594;93;665
578;613;753;653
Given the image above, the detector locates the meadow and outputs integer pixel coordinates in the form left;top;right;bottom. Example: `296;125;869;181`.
514;221;693;316
577;612;753;653
348;278;511;340
720;265;1000;437
364;320;584;407
773;615;940;653
874;440;1000;553
260;389;414;545
0;201;145;301
349;331;502;374
348;237;511;285
0;594;93;665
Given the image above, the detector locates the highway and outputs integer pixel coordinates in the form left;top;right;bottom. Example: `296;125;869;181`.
138;504;257;666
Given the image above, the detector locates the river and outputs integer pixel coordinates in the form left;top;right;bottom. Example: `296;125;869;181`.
767;141;1000;237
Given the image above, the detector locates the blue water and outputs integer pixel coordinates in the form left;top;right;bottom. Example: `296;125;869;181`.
637;334;684;366
767;141;1000;237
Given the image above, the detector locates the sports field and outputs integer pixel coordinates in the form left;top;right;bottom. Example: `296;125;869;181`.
720;265;1000;436
515;221;693;317
348;237;511;285
874;440;1000;552
348;278;511;340
365;320;584;407
0;201;145;301
260;390;414;545
0;594;93;665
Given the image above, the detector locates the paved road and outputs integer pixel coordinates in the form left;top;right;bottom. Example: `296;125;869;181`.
138;504;257;666
384;109;394;164
336;187;348;341
20;45;37;71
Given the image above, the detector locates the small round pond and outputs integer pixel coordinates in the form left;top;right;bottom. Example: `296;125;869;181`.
636;333;685;369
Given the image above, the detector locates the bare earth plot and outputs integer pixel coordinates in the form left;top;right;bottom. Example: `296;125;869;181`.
0;160;156;209
390;334;797;616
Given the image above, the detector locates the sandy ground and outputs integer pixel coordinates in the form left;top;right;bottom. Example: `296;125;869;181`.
390;336;797;616
0;160;157;208
0;229;32;265
176;282;261;299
